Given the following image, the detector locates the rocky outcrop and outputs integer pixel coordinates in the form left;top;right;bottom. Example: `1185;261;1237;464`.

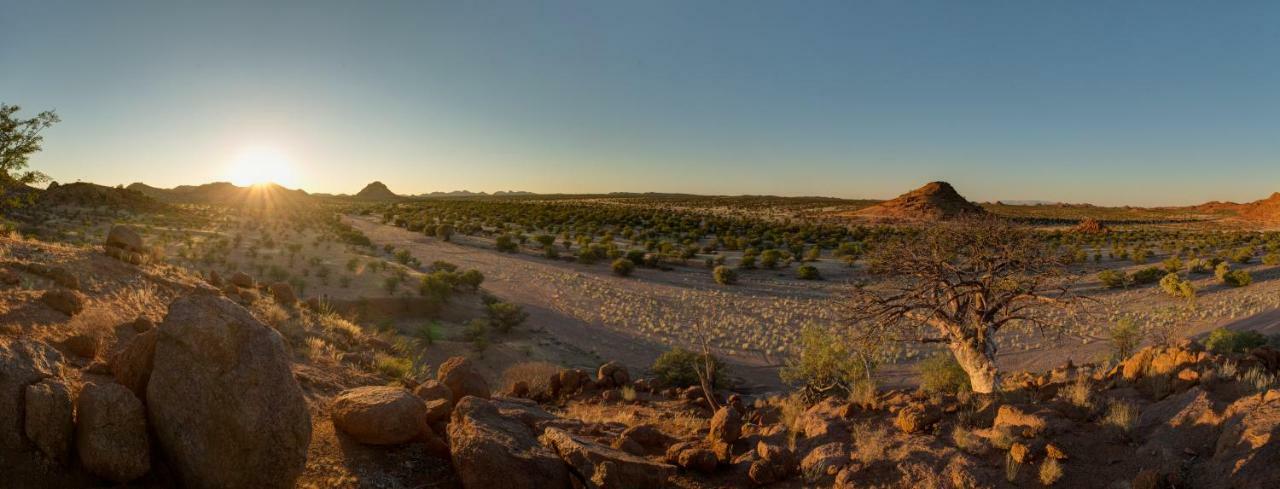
855;181;986;221
146;294;311;489
449;396;569;489
75;383;150;482
0;340;63;456
332;386;427;445
540;427;674;489
438;356;491;401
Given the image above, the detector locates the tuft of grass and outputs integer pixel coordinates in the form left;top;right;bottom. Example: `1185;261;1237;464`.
1064;374;1094;410
851;421;891;465
1005;452;1021;483
951;425;987;455
1039;458;1064;486
621;385;637;402
1102;400;1138;435
374;353;413;379
1241;367;1276;393
502;361;561;397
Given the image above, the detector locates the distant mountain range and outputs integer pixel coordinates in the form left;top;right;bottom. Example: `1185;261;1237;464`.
126;181;311;207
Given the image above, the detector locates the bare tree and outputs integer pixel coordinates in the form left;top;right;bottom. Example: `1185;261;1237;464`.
848;216;1076;393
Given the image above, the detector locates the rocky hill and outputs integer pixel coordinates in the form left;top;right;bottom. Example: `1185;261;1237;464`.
855;181;986;221
355;181;401;200
126;181;311;208
35;182;167;212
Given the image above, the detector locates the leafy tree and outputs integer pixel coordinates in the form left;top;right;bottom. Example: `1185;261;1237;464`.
780;324;876;399
651;348;726;388
0;104;59;210
1109;318;1140;360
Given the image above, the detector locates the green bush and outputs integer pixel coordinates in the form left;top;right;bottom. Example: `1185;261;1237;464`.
1110;318;1141;360
611;258;635;277
713;265;738;285
1098;269;1127;289
780;325;874;397
1162;257;1183;274
1158;273;1195;301
760;249;781;269
458;269;484;291
919;352;970;394
486;302;528;334
738;254;757;269
1231;247;1254;264
651;348;726;388
1264;253;1280;266
495;234;519;253
1204;327;1267;354
434;224;453;241
463;319;490;352
1223;269;1252;287
796;264;821;280
1130;267;1163;285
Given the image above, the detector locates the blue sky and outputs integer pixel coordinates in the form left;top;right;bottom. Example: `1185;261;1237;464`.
2;1;1278;205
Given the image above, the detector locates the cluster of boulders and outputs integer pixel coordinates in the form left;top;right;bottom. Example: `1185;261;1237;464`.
1;293;312;487
205;268;303;308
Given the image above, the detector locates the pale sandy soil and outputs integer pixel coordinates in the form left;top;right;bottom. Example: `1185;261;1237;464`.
346;215;1280;392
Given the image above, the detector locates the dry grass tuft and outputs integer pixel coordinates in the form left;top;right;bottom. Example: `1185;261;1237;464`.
851;421;892;464
1039;458;1064;486
1102;400;1138;434
502;361;561;396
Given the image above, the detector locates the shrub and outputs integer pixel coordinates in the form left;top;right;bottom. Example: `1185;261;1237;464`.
1204;327;1267;354
434;224;453;241
1131;248;1151;264
419;273;454;302
1222;269;1252;287
919;352;970;394
463;319;490;352
1231;247;1254;264
1158;273;1195;301
651;348;726;388
611;258;635;277
1130;267;1163;285
760;249;781;269
780;324;876;398
713;265;737;285
1098;269;1127;289
1264;253;1280;266
486;302;528;334
738;254;756;269
1110;318;1141;360
1215;262;1231;281
502;361;560;397
1187;258;1212;273
495;234;519;253
796;264;821;280
1162;257;1183;273
458;269;484;291
431;260;458;272
374;353;413;379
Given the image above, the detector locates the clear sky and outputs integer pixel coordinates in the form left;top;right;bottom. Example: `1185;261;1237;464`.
2;1;1278;205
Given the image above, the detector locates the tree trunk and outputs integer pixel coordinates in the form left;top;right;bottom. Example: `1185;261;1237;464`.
948;337;1000;394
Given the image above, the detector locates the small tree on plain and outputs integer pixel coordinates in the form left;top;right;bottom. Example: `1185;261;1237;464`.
847;217;1076;394
0;104;59;210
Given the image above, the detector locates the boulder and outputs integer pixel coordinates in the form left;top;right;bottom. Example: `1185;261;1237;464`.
541;427;675;488
229;271;254;288
894;403;935;434
508;380;530;398
438;356;491;401
749;441;797;485
424;398;452;425
449;396;570;489
597;361;630;388
614;424;675;456
800;442;850;484
709;406;743;444
994;405;1049;438
41;288;85;316
146;294;311;489
0;340;63;454
76;383;150;482
24;378;73;463
414;379;454;404
332;386;427;445
61;332;100;358
668;443;718;474
105;225;145;252
110;328;157;398
269;282;297;305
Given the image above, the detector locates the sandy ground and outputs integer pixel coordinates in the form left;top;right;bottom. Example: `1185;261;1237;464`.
344;215;1280;392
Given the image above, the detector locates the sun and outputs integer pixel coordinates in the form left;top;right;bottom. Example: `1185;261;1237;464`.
227;146;296;187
